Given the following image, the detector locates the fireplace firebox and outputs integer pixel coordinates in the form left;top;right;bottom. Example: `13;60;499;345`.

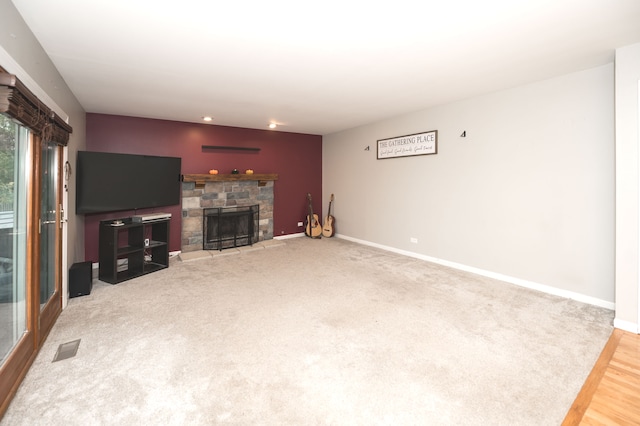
203;205;259;250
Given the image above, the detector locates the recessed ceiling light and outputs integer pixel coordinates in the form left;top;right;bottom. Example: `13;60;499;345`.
269;123;277;129
202;116;213;122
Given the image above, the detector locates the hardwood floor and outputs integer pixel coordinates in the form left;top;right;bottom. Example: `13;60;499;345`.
563;328;640;425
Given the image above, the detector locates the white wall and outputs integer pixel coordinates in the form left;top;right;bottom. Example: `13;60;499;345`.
615;42;640;332
324;64;614;306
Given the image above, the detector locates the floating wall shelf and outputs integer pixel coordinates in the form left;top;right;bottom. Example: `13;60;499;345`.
202;145;261;152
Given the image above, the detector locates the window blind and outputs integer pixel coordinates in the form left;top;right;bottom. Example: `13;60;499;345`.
0;69;72;146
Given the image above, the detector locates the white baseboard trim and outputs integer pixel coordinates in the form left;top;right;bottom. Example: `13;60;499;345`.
336;234;615;311
275;232;306;240
613;318;639;334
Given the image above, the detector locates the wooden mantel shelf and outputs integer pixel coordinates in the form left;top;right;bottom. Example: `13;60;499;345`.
182;173;278;185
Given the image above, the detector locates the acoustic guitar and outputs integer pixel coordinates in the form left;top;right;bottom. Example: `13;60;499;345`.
322;193;335;237
305;193;322;238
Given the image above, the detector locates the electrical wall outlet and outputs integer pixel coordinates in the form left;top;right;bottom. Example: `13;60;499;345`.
297;222;303;227
410;237;418;243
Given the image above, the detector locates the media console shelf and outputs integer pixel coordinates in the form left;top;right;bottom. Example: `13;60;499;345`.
98;217;170;284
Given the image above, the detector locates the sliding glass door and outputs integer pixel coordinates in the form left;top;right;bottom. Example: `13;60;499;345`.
37;139;62;342
0;115;36;414
0;114;64;413
0;115;29;365
0;68;72;415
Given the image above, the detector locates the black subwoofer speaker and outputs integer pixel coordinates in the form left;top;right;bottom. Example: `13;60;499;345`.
69;261;93;298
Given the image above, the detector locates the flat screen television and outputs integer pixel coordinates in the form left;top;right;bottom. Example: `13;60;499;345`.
76;151;182;214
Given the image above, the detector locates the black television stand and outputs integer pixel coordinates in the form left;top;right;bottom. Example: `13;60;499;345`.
98;217;170;284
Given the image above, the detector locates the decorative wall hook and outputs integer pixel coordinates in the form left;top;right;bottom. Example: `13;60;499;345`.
364;146;370;151
460;131;466;137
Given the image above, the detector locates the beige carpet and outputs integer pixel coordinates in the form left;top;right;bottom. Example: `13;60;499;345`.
1;237;613;425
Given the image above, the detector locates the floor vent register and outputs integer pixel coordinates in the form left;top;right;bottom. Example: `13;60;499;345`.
52;339;81;362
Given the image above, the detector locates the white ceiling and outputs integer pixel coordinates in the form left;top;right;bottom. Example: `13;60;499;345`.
10;0;640;135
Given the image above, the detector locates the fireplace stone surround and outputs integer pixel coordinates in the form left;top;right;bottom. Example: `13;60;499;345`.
181;174;277;253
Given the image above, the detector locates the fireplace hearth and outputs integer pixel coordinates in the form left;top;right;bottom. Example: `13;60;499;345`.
203;205;259;250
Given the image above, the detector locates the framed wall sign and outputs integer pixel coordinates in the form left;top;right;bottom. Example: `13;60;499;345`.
377;130;438;160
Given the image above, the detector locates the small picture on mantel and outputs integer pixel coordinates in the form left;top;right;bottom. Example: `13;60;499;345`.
377;130;437;160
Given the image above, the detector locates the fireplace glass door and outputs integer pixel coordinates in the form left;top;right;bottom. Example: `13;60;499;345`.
203;205;259;250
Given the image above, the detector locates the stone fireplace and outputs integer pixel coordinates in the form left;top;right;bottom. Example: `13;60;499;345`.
181;174;277;253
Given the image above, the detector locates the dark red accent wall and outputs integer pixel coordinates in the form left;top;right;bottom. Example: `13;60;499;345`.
84;113;322;262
